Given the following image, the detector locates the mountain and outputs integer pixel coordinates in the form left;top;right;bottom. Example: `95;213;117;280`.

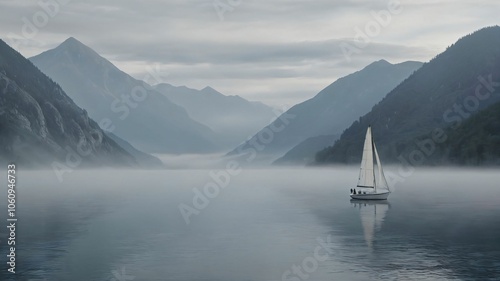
229;59;423;162
316;26;500;165
423;101;500;165
436;101;500;165
0;39;136;167
273;134;339;165
30;37;219;154
106;132;164;168
153;84;276;148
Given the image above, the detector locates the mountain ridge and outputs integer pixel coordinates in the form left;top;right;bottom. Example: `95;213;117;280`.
30;37;220;153
0;38;137;168
229;59;423;162
316;26;500;165
153;83;277;148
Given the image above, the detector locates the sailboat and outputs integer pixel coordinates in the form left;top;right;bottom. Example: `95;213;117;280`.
350;126;391;200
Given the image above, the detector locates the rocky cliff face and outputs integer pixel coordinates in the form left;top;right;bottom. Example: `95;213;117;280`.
0;39;137;168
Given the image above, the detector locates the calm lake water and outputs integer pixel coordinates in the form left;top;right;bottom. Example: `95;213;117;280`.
1;167;499;281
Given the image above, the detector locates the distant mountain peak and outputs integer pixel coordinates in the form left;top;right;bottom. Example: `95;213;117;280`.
364;59;392;69
375;59;391;65
201;86;219;93
315;26;500;165
31;37;125;79
50;37;104;62
200;87;248;101
58;37;91;51
228;58;422;159
0;37;137;167
202;86;216;92
201;86;224;97
62;36;80;44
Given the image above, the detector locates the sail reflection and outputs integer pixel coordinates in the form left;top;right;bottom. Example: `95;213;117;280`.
351;200;390;249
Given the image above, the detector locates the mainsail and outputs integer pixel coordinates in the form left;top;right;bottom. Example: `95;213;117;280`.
357;127;374;188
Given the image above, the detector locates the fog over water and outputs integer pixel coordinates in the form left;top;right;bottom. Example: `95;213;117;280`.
0;167;499;280
154;153;287;168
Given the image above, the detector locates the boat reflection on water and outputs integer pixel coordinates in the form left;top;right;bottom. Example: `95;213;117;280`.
351;199;390;249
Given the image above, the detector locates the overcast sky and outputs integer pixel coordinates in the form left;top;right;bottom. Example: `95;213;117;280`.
0;0;498;107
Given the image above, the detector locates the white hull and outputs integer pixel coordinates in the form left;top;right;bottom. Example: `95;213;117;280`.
350;191;390;200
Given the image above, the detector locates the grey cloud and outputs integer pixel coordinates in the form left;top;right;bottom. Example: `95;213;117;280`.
0;0;497;106
96;38;432;66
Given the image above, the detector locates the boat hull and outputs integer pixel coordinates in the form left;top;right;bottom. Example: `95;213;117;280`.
350;191;390;200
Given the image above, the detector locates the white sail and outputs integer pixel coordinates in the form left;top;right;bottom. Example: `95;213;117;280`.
373;142;389;192
357;127;374;188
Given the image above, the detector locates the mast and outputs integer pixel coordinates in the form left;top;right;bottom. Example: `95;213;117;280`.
357;126;375;188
